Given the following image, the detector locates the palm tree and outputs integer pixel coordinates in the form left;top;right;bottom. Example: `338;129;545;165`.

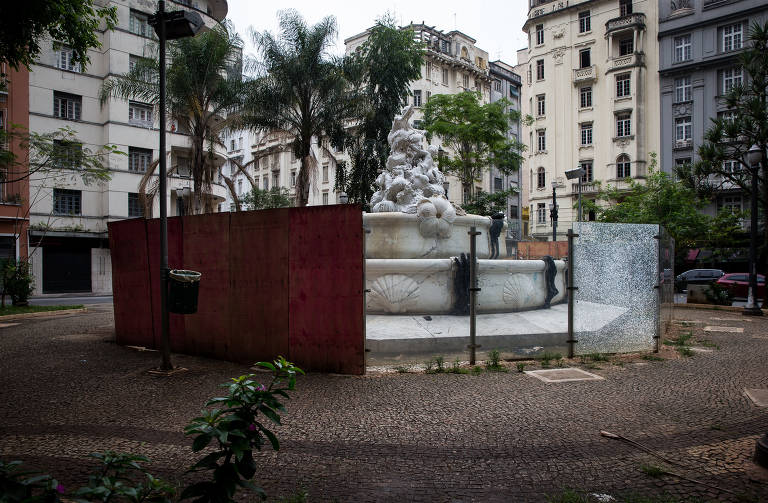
100;22;245;214
241;10;355;207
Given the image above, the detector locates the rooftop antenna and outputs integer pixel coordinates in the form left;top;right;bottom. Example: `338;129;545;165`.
453;13;457;30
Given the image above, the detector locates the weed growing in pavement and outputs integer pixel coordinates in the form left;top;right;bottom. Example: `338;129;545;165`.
471;365;484;375
446;358;469;374
639;464;665;478
394;365;410;373
516;362;527;373
588;352;610;362
642;354;664;361
539;351;561;368
435;356;445;373
485;350;508;372
424;359;435;373
677;346;694;357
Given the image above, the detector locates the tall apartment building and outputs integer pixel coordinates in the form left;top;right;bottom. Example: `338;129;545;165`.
0;65;30;264
489;60;524;248
658;0;768;218
518;0;660;240
27;0;229;294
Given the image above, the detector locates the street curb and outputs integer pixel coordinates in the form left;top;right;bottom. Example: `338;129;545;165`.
0;308;88;321
674;303;768;314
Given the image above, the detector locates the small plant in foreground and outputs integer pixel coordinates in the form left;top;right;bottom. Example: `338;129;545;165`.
485;350;508;372
471;365;484;375
539;351;560;368
0;459;63;503
394;365;410;373
516;362;527;373
423;359;435;373
677;346;694;357
183;356;303;502
639;464;666;478
588;352;610;362
642;354;664;361
75;452;175;503
435;356;445;373
447;358;469;374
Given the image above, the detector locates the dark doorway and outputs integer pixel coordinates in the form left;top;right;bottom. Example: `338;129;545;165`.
43;247;91;293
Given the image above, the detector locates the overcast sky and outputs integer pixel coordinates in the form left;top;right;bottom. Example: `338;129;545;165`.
226;0;530;66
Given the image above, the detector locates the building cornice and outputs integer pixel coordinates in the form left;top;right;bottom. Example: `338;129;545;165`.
658;52;742;75
524;0;601;31
657;4;768;37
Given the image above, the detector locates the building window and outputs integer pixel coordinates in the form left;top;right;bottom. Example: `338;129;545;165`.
579;48;591;69
263;176;269;190
272;172;279;188
721;23;743;52
536;59;544;80
53;92;81;120
721;195;742;214
721;67;743;94
494;80;502;92
674;76;692;102
53;140;82;169
322;164;329;183
537;202;547;223
535;24;544;45
616;73;631;98
580;123;593;146
580;86;592;108
463;74;470;89
618;37;634;56
229;139;235;151
413;89;422;107
322;192;329;205
442;67;449;85
620;0;633;16
291;171;296;187
536;166;546;188
176;157;191;177
674;34;692;63
579;11;591;33
616;113;631;137
128;193;143;217
579;161;593;182
675;116;692;143
616;154;631;178
128;147;151;172
536;130;546;152
722;159;739;173
129;101;153;127
129;10;153;38
53;188;82;215
425;61;432;79
536;94;545;116
55;46;81;72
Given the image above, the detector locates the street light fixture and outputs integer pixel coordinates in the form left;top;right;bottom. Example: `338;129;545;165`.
744;144;763;318
550;181;559;241
442;180;450;199
339;192;349;204
565;167;586;222
149;1;204;372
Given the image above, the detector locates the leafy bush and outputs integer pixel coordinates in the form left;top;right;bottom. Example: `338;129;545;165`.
0;459;63;503
74;452;175;503
0;259;34;307
704;282;732;305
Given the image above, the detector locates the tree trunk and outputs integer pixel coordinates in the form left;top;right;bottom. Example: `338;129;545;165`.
297;156;311;207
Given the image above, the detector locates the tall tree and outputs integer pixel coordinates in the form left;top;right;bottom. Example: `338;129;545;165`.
334;16;424;208
100;23;245;214
421;91;522;202
677;22;768;247
0;0;117;71
241;10;354;207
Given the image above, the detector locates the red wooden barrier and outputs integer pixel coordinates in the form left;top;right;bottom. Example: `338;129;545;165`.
108;205;364;374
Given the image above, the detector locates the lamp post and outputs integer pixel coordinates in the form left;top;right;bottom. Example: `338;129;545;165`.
339;192;349;204
149;1;203;372
565;167;586;223
745;144;764;317
442;180;450;199
550;181;558;241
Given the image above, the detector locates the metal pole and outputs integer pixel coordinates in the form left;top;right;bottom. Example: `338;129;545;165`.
468;226;480;365
745;161;763;316
158;0;172;370
552;185;557;242
566;228;577;358
578;181;582;223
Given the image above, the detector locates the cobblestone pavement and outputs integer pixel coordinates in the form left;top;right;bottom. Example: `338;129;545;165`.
1;305;767;502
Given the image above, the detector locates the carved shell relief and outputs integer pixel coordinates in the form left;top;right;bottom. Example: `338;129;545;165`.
368;274;420;313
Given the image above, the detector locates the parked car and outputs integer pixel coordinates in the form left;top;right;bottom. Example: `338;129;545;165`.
674;269;724;292
715;273;766;299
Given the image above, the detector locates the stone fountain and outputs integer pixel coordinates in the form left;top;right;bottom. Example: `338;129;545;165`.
363;107;566;315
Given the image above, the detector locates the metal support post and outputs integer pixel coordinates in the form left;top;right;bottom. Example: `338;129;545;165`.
468;226;481;365
566;228;578;358
578;181;583;223
745;162;763;316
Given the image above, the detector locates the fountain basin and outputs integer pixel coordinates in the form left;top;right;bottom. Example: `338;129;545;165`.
366;258;566;315
363;212;506;259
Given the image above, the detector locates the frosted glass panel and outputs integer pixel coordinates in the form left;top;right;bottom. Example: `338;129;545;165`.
573;222;659;354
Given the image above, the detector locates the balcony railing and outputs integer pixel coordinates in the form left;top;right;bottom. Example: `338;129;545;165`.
611;53;643;70
573;66;597;84
673;139;693;150
606;13;646;33
571;181;600;194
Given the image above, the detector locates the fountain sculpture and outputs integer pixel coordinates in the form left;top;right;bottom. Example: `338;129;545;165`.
363;107;566;315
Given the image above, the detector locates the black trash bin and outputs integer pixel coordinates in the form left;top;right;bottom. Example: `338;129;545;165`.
168;269;201;314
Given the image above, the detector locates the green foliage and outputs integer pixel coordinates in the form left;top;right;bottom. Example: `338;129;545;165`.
516;362;527;373
460;189;515;216
704;282;733;306
335;16;424;207
0;0;117;71
641;354;664;362
1;259;34;306
100;23;244;214
422;91;522;201
240;187;292;210
74;452;175;503
639;464;666;478
0;459;63;503
485;350;507;372
242;11;354;207
538;351;561;368
182;357;303;502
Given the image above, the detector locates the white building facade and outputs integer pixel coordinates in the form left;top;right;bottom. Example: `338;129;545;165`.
28;0;229;294
518;0;660;240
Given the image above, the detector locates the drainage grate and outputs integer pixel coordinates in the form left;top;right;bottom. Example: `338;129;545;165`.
524;368;604;383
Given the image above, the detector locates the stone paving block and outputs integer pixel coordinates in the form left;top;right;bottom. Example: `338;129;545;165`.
710;317;752;322
744;388;768;407
703;326;744;333
524;368;604;383
0;323;20;328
